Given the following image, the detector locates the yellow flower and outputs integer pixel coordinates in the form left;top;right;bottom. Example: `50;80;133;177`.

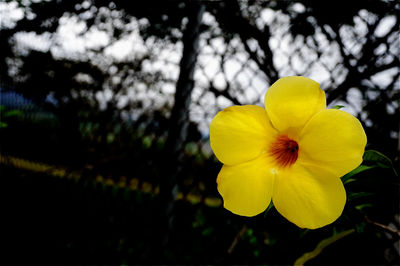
210;76;367;229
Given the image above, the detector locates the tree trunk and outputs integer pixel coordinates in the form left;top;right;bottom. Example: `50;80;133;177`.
159;1;205;256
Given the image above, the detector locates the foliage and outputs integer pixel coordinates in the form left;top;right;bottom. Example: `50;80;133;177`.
0;105;23;128
1;0;399;264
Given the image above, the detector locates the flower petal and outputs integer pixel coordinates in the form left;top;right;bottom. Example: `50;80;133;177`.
299;109;367;177
272;164;346;229
265;76;326;132
217;155;275;217
210;105;277;165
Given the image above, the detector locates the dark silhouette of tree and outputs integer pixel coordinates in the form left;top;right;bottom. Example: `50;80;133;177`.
1;1;399;263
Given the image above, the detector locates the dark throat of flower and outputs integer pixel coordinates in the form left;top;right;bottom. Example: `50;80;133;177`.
269;134;299;168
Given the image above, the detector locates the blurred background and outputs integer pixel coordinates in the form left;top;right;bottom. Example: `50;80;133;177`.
1;0;399;264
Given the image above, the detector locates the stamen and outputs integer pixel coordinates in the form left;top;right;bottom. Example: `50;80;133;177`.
269;135;299;168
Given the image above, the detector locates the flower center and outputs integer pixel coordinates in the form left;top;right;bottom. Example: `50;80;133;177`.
269;134;299;168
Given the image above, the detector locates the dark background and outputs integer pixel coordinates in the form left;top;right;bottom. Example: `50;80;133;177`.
1;0;399;264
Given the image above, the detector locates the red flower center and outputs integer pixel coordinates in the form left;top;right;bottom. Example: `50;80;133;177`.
269;134;299;168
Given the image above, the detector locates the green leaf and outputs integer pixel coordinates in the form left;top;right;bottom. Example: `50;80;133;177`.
142;136;152;149
363;150;392;167
343;178;356;184
348;191;374;200
332;105;344;109
294;229;355;266
201;227;214;236
363;150;397;175
341;165;377;184
0;121;7;128
342;150;398;184
3;110;23;118
249;236;257;244
264;201;274;216
355;203;373;211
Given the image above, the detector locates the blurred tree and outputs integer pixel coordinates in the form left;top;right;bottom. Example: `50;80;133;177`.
1;0;399;159
209;0;399;158
1;0;399;264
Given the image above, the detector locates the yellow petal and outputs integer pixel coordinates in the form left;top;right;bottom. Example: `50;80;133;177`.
299;109;367;177
272;164;346;229
217;155;275;217
265;76;326;132
210;105;277;165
